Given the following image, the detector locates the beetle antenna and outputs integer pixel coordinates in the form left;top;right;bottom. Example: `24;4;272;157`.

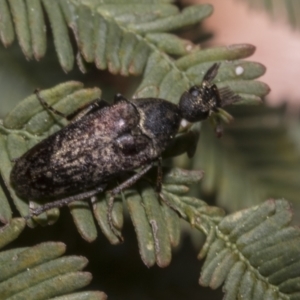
203;63;221;82
218;87;241;107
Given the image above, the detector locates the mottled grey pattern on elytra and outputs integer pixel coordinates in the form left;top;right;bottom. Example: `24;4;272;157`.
11;97;180;200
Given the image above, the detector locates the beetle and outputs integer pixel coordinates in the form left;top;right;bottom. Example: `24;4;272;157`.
10;63;240;237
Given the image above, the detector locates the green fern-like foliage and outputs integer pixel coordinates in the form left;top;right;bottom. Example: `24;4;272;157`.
0;219;107;299
190;105;300;215
0;0;269;104
200;199;300;300
0;0;212;72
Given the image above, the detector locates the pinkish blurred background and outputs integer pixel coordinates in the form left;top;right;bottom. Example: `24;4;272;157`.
191;0;300;107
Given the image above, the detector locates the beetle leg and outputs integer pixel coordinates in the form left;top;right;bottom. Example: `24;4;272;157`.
68;99;110;122
159;192;183;217
156;157;163;193
34;89;109;122
25;184;106;219
35;89;67;118
107;161;155;239
210;114;223;138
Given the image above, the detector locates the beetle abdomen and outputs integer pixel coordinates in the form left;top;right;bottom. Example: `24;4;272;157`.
10;100;152;200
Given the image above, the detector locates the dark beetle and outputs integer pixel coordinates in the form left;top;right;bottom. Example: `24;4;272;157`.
10;63;239;235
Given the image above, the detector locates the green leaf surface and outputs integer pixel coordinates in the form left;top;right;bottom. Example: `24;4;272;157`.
0;0;212;74
8;0;32;59
200;199;300;299
0;256;88;298
42;0;74;72
161;202;181;247
139;182;172;268
135;45;268;103
3;82;84;129
0;242;66;282
7;272;92;300
0;0;268;109
146;33;199;56
69;200;98;243
92;194;121;245
189;105;300;214
128;5;213;33
0;247;28;265
26;0;47;60
0;184;12;223
0;218;25;250
0;0;15;46
0;134;31;222
0;241;106;299
124;188;156;267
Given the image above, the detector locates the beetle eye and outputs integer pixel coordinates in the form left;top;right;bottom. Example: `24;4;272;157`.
189;86;200;97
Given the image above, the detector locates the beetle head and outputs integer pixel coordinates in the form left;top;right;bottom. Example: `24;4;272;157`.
178;81;221;122
178;63;240;123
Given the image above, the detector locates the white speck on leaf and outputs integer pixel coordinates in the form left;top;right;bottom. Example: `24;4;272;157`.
235;66;244;76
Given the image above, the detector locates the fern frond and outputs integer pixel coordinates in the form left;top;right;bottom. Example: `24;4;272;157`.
190;104;300;214
0;0;269;106
0;0;212;72
0;218;25;248
0;219;106;299
135;49;269;103
0;1;269;112
200;199;300;299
